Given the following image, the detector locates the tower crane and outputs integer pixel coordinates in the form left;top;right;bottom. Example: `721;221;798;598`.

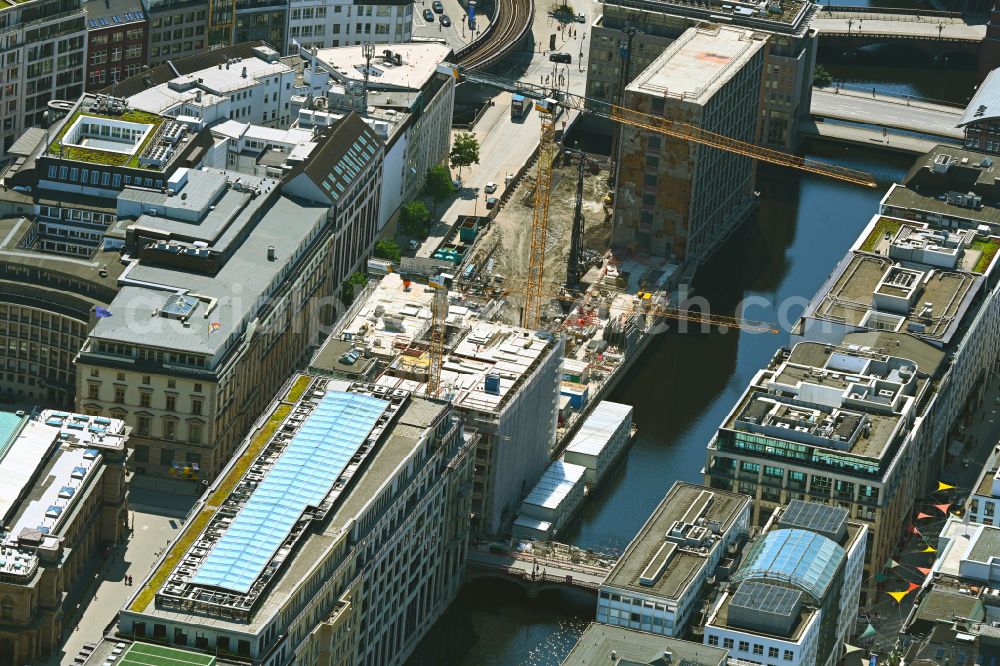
440;63;877;332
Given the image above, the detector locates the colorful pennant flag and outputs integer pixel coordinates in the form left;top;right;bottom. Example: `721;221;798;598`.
209;321;221;333
922;546;937;553
859;623;878;640
885;558;899;569
94;306;113;318
907;582;920;592
938;481;956;492
916;511;932;520
888;590;909;603
843;643;863;656
933;503;952;515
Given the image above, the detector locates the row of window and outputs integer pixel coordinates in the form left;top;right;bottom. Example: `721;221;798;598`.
706;634;794;661
46;165;163;191
89;28;144;47
89;383;204;415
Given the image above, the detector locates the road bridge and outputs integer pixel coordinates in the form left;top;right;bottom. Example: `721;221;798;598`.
813;9;985;61
466;545;613;596
810;88;964;140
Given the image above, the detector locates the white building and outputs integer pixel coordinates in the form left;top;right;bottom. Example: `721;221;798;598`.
597;482;751;637
286;0;413;54
703;501;867;666
514;459;587;540
124;45;323;129
563;400;633;487
969;444;1000;526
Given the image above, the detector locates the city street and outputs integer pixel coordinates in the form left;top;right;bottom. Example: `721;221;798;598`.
410;0;492;53
416;2;594;257
41;488;195;666
810;87;964;138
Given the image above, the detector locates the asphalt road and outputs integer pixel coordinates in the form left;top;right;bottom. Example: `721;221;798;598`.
812;14;986;40
810;88;964;139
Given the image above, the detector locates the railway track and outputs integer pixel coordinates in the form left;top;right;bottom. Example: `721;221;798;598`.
454;0;534;70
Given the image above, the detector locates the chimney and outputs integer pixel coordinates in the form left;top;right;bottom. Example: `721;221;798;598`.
195;90;202;102
267;245;276;261
242;66;248;78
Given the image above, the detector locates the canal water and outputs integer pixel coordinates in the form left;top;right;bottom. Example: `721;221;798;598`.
411;15;972;666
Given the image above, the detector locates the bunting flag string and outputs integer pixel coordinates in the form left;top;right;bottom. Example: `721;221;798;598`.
887;590;909;603
937;481;956;492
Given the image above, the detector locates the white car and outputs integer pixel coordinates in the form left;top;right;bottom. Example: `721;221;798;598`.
484;181;497;194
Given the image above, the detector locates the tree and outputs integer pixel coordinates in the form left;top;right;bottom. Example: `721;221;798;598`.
343;272;369;306
400;201;431;238
449;132;480;178
814;65;833;88
373;239;401;263
424;165;454;215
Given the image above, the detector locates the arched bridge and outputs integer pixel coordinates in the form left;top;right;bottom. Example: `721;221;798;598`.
466;545;614;596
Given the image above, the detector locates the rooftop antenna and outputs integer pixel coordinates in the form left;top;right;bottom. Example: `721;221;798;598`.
361;41;374;114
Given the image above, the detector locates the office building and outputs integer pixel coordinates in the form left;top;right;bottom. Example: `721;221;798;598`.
702;500;867;666
0;0;87;159
586;0;817;150
596;482;751;637
117;380;474;665
85;0;148;91
705;339;940;599
295;43;454;228
144;0;209;66
612;26;765;265
0;409;129;663
107;41;267;97
73;113;384;481
561;623;728;666
286;0;413;54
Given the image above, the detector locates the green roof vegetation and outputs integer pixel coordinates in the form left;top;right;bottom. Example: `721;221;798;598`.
120;642;216;666
130;402;293;613
973;238;1000;273
47;108;166;168
286;374;311;403
860;217;904;253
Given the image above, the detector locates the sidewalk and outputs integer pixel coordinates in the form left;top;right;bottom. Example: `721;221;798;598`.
814;85;964;113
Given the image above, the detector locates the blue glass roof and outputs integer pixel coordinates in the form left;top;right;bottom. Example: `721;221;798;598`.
191;391;389;593
732;528;845;602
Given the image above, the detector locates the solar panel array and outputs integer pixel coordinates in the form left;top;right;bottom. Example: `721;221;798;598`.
778;500;848;542
190;391;389;594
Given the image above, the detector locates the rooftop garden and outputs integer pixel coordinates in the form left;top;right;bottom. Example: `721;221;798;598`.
972;238;1000;273
859;217;904;253
285;374;312;403
130;402;293;613
47;108;166;168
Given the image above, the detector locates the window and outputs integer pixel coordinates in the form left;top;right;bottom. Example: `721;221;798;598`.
752;644;763;655
90;368;99;377
137;416;150;436
160;447;174;465
189;423;202;445
723;638;734;649
139;392;150;408
738;641;749;652
741;461;760;474
88;383;99;400
114;387;125;403
1;597;13;620
142;375;150;385
163;420;175;441
191;398;202;415
769;647;779;658
194;383;202;393
135;444;149;462
784;650;794;661
707;635;719;646
117;372;126;381
168;379;176;389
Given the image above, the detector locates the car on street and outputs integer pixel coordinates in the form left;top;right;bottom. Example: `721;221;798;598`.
432;1;443;12
484;181;497;194
575;12;586;22
408;240;420;251
549;52;572;64
440;14;451;26
423;8;434;20
963;457;972;468
486;196;499;209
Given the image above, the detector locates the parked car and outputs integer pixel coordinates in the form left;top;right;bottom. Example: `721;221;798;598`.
440;14;451;26
549;52;572;64
408;240;420;251
484;181;497;194
963;457;972;468
423;8;434;20
575;12;586;22
432;1;443;12
452;177;462;189
486;195;499;209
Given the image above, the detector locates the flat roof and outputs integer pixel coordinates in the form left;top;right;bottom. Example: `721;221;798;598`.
120;641;216;666
602;482;749;600
565;401;632;457
313;43;452;92
602;0;813;33
560;623;727;666
89;192;328;357
708;588;817;643
627;26;766;105
521;460;586;511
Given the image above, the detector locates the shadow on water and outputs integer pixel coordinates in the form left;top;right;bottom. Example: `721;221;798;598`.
410;144;912;666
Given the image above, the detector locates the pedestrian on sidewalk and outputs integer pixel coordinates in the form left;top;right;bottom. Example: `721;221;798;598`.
872;87;877;98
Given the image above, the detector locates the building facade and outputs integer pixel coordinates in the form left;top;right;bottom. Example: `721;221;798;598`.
586;0;816;151
0;410;129;663
596;482;751;638
286;0;413;54
144;0;208;67
613;26;765;264
0;0;87;159
117;380;474;666
85;0;148;92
